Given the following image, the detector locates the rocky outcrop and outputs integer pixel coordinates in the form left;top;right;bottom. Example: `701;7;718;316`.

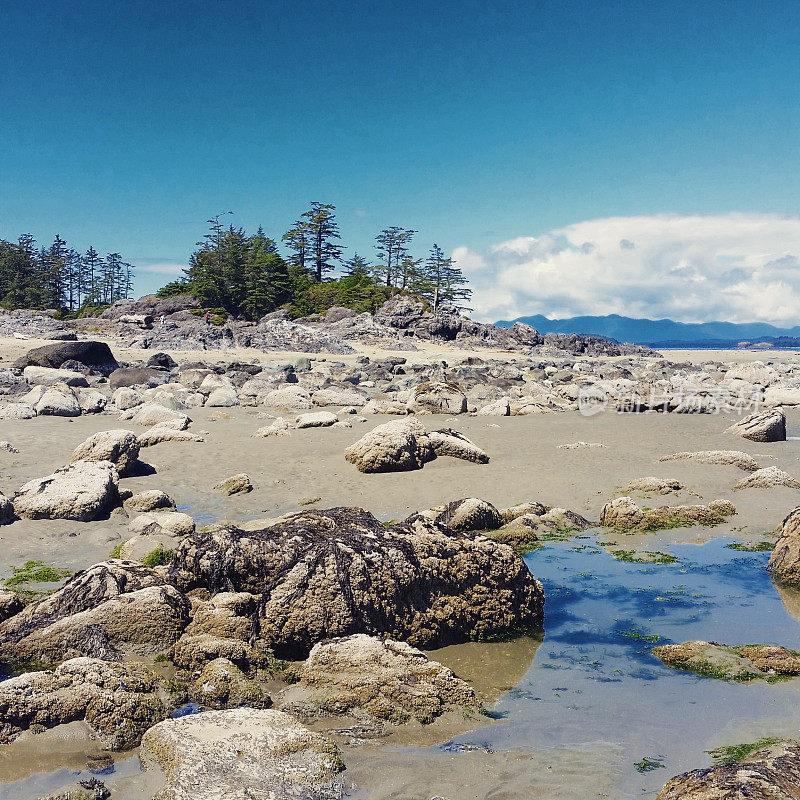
734;466;800;490
768;507;800;584
653;640;800;681
139;708;345;800
600;497;735;531
170;507;544;659
289;634;481;724
0;560;170;659
70;430;141;477
726;407;787;442
655;742;800;799
0;589;22;623
21;341;118;375
659;450;761;471
0;657;165;749
12;461;120;521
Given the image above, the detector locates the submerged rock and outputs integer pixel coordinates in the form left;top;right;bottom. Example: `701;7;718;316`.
0;657;165;749
653;640;800;682
599;497;735;531
726;407;786;442
170;507;544;659
656;743;800;800
290;634;481;724
139;708;345;800
12;461;120;521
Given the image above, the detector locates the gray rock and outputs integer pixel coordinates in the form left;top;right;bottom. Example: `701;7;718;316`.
70;430;140;477
726;407;786;442
344;417;434;473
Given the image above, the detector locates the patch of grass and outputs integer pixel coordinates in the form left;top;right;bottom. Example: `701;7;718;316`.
141;547;175;568
611;550;678;564
5;560;71;587
727;541;774;552
634;756;665;773
708;738;784;764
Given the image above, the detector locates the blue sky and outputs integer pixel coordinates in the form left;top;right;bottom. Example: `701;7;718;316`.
2;1;799;320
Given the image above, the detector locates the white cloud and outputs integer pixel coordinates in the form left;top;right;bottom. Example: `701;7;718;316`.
134;259;189;276
454;213;800;324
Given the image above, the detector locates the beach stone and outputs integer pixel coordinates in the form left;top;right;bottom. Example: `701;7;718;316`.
138;425;204;446
734;466;800;490
23;366;88;387
476;398;510;416
171;633;268;673
600;497;734;531
344;417;434;473
205;384;239;407
408;381;468;414
293;634;481;724
139;708;344;800
656;742;800;800
188;658;271;710
34;382;81;416
620;477;688;495
726;407;786;442
76;388;107;414
659;450;761;471
0;589;22;623
254;417;292;437
129;511;195;536
362;398;409;414
724;361;779;386
109;367;168;390
765;387;800;406
22;340;118;374
128;403;190;429
0;402;36;420
13;461;120;521
768;506;800;583
434;498;503;532
170;507;544;659
70;430;140;477
428;428;490;463
312;388;367;407
262;386;313;410
111;387;143;410
178;368;214;389
214;473;252;495
0;657;165;750
123;489;175;513
296;411;338;428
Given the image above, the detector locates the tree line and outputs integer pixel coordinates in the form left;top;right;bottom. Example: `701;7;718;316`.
0;233;134;314
159;204;471;320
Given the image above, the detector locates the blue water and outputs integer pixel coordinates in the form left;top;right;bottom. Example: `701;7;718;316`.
443;535;800;798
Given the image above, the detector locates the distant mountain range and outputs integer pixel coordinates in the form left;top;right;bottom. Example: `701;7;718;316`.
494;313;800;349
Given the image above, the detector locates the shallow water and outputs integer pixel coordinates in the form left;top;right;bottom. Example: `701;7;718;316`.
438;535;800;797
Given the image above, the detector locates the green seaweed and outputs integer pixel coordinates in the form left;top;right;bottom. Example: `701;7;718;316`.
141;547;175;567
4;560;71;587
634;756;665;772
611;550;677;564
707;737;785;764
727;541;774;552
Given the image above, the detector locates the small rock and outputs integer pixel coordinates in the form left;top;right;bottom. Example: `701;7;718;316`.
214;473;252;495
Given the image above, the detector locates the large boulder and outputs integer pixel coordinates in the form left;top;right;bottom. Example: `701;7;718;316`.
12;461;120;521
109;366;169;390
344;417;434;473
0;657;165;749
34;382;82;416
70;430;141;477
656;742;800;799
433;498;503;532
292;634;481;724
768;506;800;583
23;366;88;387
726;407;786;442
139;708;344;800
169;507;544;659
408;381;468;414
22;341;118;375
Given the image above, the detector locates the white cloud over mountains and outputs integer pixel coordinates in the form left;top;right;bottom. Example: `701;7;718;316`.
454;213;800;324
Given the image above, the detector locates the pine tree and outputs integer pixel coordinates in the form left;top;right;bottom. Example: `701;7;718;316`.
343;253;372;279
301;202;344;282
373;227;417;287
82;246;104;305
282;220;310;275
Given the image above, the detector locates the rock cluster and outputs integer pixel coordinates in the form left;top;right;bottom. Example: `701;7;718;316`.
599;497;735;531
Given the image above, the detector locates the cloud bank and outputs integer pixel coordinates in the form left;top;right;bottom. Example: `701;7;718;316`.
454;213;800;324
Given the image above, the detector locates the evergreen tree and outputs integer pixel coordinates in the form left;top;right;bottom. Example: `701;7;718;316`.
301;201;344;282
343;253;372;279
282;220;310;275
82;246;104;304
373;227;416;287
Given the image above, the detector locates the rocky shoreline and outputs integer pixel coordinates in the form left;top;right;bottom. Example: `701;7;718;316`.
3;302;800;798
